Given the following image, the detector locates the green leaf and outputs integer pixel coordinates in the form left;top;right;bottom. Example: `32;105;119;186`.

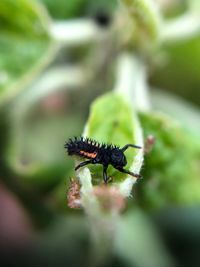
39;0;87;19
0;0;54;104
40;0;117;19
151;89;200;133
84;92;141;182
137;112;200;209
4;106;82;192
151;36;200;106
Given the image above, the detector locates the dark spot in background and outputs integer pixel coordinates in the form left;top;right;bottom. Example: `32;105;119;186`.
93;10;112;27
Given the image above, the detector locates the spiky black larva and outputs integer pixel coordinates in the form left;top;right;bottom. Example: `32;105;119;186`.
65;136;111;157
64;136;142;183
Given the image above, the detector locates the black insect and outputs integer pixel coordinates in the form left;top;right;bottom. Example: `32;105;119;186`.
64;137;142;183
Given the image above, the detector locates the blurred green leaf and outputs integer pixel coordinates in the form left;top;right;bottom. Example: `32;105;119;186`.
6;107;84;192
120;0;161;45
84;0;117;16
84;92;140;182
136;112;200;209
0;0;54;104
151;36;200;106
115;209;173;267
40;0;87;19
40;0;117;19
151;89;200;134
162;1;187;18
33;215;90;266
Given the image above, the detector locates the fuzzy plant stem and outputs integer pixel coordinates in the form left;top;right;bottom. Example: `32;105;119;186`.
76;146;120;266
76;52;148;265
49;19;106;46
114;53;150;111
114;53;147;197
161;12;200;44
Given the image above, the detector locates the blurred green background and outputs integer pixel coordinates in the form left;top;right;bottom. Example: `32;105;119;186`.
1;1;200;267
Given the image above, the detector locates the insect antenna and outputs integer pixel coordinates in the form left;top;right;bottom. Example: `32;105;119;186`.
121;144;142;152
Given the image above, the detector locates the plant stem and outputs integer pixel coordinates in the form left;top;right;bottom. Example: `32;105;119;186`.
10;65;89;119
161;12;200;44
77;52;148;263
114;52;147;197
76;135;119;266
114;53;150;111
49;19;106;46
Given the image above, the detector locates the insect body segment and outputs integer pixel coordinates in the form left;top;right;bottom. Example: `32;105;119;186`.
65;137;141;183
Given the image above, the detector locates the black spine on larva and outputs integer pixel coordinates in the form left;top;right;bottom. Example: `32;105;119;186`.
65;137;80;155
64;136;119;158
65;137;99;157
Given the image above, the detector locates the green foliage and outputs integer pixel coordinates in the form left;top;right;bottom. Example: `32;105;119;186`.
137;112;200;209
40;0;117;19
0;0;52;103
85;92;138;181
87;93;135;144
115;210;173;267
1;1;200;266
120;0;160;44
40;0;87;19
151;36;200;106
5;112;83;192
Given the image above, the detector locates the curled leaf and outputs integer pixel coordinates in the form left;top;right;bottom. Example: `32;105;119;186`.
79;92;144;198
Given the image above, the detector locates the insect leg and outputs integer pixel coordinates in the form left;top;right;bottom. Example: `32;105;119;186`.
116;167;141;178
75;160;92;171
103;165;108;184
121;144;142;152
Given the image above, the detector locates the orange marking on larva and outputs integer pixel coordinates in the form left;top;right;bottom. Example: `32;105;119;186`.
80;150;97;158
